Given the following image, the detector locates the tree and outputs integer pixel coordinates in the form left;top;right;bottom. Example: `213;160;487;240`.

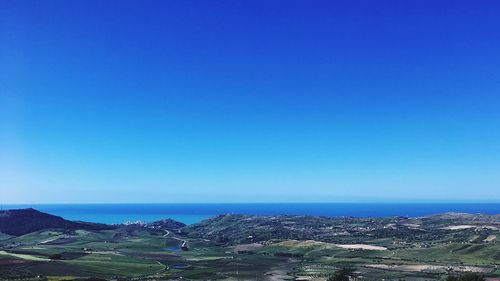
327;267;355;281
458;273;485;281
443;273;485;281
49;253;62;260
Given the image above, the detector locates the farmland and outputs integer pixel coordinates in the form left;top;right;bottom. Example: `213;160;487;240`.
0;210;499;280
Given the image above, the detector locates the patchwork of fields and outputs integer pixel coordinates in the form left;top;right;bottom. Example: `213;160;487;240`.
0;211;499;280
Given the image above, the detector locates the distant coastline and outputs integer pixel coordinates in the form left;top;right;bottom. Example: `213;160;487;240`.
3;203;499;225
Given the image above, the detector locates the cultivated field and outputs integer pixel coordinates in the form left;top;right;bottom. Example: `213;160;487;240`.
1;211;499;280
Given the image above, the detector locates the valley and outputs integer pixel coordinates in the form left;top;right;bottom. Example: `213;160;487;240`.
0;209;499;280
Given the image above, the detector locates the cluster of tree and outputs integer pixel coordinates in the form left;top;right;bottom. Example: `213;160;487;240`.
327;267;355;281
49;253;62;260
326;268;485;281
443;273;485;281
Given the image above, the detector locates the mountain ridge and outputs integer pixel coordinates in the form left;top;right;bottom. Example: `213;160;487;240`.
0;208;115;236
1;208;499;238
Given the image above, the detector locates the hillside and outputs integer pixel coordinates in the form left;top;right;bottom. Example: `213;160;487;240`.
0;209;498;280
0;208;114;236
181;213;500;245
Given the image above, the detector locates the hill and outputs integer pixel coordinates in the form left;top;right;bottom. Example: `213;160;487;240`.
145;218;186;230
123;218;186;230
0;208;115;236
181;213;500;245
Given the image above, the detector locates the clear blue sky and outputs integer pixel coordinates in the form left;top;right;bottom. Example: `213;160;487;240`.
1;0;499;203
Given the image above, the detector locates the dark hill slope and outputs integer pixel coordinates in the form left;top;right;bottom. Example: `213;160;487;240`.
0;208;114;236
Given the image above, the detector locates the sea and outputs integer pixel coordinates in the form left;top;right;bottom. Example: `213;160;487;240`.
3;203;500;225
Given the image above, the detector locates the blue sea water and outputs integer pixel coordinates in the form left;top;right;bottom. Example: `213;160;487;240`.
3;203;500;225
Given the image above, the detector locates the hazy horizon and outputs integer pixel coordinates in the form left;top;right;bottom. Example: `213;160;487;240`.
2;1;500;204
3;200;500;205
4;202;500;225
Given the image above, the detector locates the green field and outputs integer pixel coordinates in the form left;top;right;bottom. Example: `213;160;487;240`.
1;213;499;280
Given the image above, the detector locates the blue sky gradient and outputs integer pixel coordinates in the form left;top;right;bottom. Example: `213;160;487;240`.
1;0;500;203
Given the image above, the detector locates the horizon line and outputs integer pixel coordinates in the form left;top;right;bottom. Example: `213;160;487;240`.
3;201;500;205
